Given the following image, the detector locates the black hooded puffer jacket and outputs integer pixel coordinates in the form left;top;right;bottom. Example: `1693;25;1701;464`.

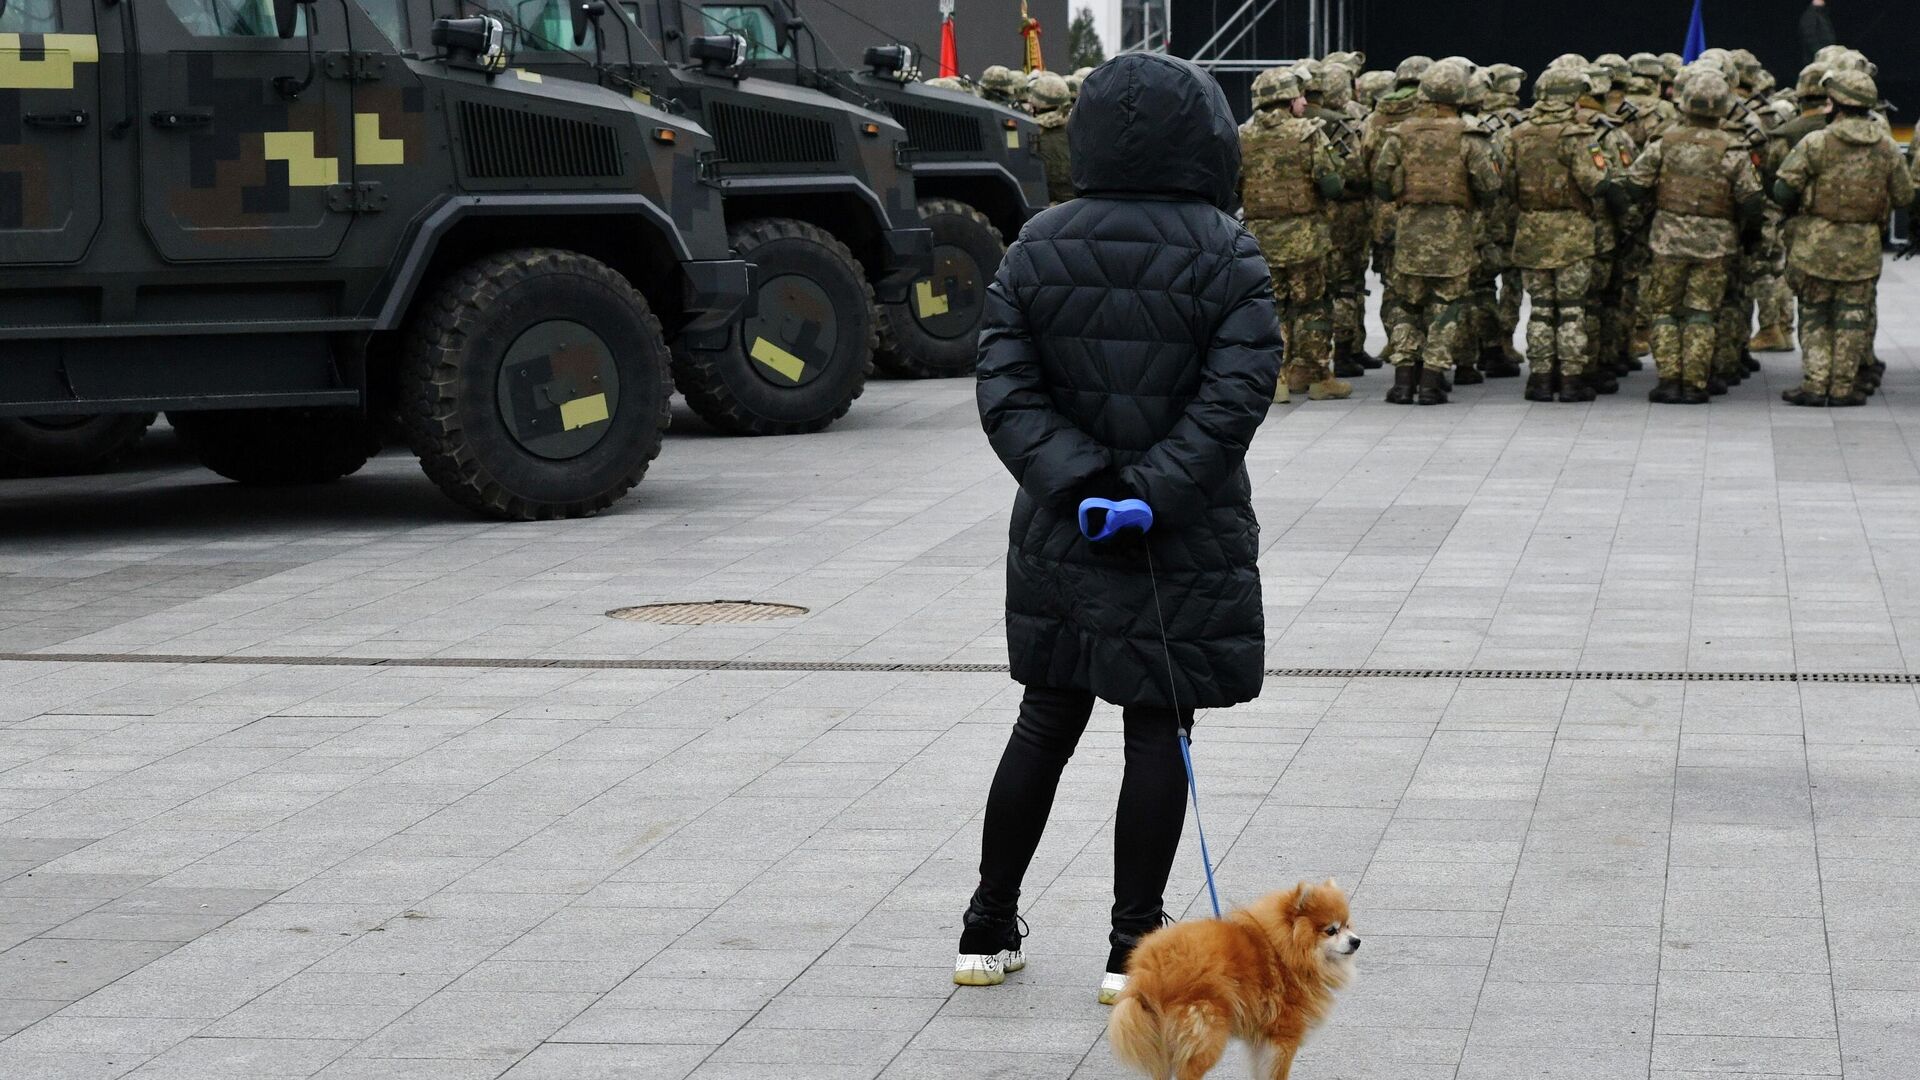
976;53;1281;710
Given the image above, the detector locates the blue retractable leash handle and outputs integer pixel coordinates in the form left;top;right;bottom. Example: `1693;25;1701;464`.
1077;497;1223;919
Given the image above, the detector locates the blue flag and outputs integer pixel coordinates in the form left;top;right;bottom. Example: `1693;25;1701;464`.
1683;0;1708;63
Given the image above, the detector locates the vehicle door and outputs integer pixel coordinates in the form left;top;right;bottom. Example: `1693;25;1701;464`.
0;0;103;265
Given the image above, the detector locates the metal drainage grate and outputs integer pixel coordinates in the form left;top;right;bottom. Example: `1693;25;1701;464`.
605;601;809;625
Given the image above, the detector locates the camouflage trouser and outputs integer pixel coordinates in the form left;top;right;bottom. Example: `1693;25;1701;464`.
1621;235;1653;348
1274;257;1334;384
1586;247;1630;366
1520;259;1596;378
1466;245;1505;363
1497;267;1523;342
1794;273;1876;396
1374;244;1397;348
1750;213;1793;333
1329;206;1371;350
1717;260;1750;378
1385;271;1470;374
1645;255;1730;390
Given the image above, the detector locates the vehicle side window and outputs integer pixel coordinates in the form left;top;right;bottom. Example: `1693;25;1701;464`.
355;0;407;47
512;0;592;57
165;0;302;38
701;4;787;60
0;0;63;33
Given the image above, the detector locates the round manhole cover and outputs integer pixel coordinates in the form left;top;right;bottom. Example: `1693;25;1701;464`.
606;601;809;625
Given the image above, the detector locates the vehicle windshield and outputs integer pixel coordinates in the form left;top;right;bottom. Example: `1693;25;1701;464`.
701;4;788;60
354;0;407;47
0;0;61;32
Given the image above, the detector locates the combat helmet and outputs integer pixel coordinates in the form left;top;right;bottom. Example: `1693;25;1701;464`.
1679;69;1733;121
1297;57;1327;97
1325;50;1366;74
924;75;965;92
1548;53;1588;72
1534;66;1589;103
1486;63;1526;99
979;64;1017;101
1462;67;1492;110
1795;63;1830;102
1824;69;1878;109
1029;72;1071;113
1356;69;1395;106
1064;70;1086;99
1628;52;1663;94
1814;44;1850;65
1595;53;1630;86
1251;65;1306;110
1828;49;1874;77
1323;63;1356;108
1728;48;1762;90
1659;53;1683;82
1394;55;1433;87
1584;63;1613;97
1418;59;1471;106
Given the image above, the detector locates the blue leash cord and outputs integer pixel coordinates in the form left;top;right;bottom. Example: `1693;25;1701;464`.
1081;498;1222;919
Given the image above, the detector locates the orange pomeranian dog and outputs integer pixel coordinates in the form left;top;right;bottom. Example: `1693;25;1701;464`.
1107;879;1359;1080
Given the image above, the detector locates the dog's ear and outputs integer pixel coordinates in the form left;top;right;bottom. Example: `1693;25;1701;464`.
1292;881;1316;913
1323;876;1341;894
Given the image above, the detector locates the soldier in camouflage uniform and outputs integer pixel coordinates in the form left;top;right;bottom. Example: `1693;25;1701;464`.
1364;56;1433;375
1695;50;1773;391
1622;70;1764;404
1241;67;1351;404
1507;67;1614;402
1572;57;1636;391
1731;56;1799;356
980;65;1020;107
1029;72;1075;206
1623;53;1681;359
1454;64;1511;386
1371;60;1503;405
1773;70;1914;406
1356;70;1395;110
1484;63;1531;376
1303;60;1377;377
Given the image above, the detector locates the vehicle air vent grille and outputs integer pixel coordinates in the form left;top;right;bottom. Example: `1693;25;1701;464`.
706;102;837;164
887;102;983;154
457;101;624;179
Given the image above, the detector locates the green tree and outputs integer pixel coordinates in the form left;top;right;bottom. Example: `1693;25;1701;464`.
1067;6;1104;70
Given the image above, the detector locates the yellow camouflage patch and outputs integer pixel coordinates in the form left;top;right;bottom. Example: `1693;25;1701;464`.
749;338;806;382
511;68;543;83
0;33;99;90
559;393;610;430
914;280;950;318
353;113;406;166
262;131;340;187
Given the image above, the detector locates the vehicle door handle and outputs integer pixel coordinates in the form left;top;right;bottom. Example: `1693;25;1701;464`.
25;110;89;129
150;109;213;129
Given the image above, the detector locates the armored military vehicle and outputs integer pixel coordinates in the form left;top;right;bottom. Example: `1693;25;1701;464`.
506;0;937;427
716;12;1049;379
0;0;748;517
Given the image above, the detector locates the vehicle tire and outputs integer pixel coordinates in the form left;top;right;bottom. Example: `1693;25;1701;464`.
0;413;155;476
171;408;377;485
673;218;875;435
400;247;671;520
874;198;1004;379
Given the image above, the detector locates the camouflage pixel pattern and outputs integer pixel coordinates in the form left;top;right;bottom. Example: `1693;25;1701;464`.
1777;117;1913;282
1793;275;1875;396
1240;109;1338;266
1;33;99;232
1271;258;1335;385
1522;259;1595;376
1644;254;1731;389
1625;125;1762;260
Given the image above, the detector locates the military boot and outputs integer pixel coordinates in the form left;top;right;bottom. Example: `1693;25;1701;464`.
1748;326;1793;353
1274;382;1293;404
1480;345;1521;378
1587;368;1620;395
1829;389;1868;407
1706;375;1729;397
1648;379;1684;404
1740;349;1761;373
1385;365;1419;404
1453;359;1485;386
1354;346;1385;370
1309;377;1354;400
1560;379;1597;403
1285;366;1317;396
1525;373;1556;402
1781;388;1828;407
1332;342;1366;378
1415;367;1450;406
1680;382;1710;405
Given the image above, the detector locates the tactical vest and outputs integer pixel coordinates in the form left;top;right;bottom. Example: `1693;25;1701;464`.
1512;122;1592;213
1655;126;1739;220
1808;137;1891;224
1396;117;1472;208
1241;119;1321;218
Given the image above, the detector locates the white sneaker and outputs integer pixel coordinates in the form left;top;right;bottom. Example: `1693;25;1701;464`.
1098;971;1128;1005
953;946;1026;986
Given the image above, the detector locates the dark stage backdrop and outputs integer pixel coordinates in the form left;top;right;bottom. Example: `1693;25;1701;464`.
1173;0;1915;126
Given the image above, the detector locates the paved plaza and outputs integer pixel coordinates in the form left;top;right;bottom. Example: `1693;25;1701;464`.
4;264;1920;1078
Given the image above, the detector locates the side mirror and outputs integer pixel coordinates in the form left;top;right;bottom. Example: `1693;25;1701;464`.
273;0;311;40
432;16;509;73
570;1;605;49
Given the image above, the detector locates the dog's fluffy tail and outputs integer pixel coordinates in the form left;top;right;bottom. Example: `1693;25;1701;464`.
1107;993;1172;1079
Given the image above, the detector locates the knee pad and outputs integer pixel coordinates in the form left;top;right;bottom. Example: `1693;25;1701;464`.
1681;309;1717;328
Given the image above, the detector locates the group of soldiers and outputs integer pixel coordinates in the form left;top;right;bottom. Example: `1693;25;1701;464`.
1239;45;1916;406
926;66;1095;205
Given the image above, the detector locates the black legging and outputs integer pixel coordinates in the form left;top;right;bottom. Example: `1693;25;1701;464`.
973;684;1191;945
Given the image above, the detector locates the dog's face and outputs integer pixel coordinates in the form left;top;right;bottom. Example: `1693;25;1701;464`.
1285;878;1361;982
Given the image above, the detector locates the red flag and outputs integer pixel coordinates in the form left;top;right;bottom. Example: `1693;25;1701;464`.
939;14;958;78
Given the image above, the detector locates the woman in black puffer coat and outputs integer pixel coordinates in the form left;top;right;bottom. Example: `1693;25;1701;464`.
954;53;1280;1003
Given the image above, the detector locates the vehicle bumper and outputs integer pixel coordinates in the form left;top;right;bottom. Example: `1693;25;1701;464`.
873;226;934;303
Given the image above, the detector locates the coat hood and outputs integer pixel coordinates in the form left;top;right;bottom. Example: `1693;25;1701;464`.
1070;53;1242;209
1829;114;1883;145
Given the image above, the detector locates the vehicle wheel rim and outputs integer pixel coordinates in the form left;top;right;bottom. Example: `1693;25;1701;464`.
494;319;621;461
743;272;838;389
911;243;986;341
